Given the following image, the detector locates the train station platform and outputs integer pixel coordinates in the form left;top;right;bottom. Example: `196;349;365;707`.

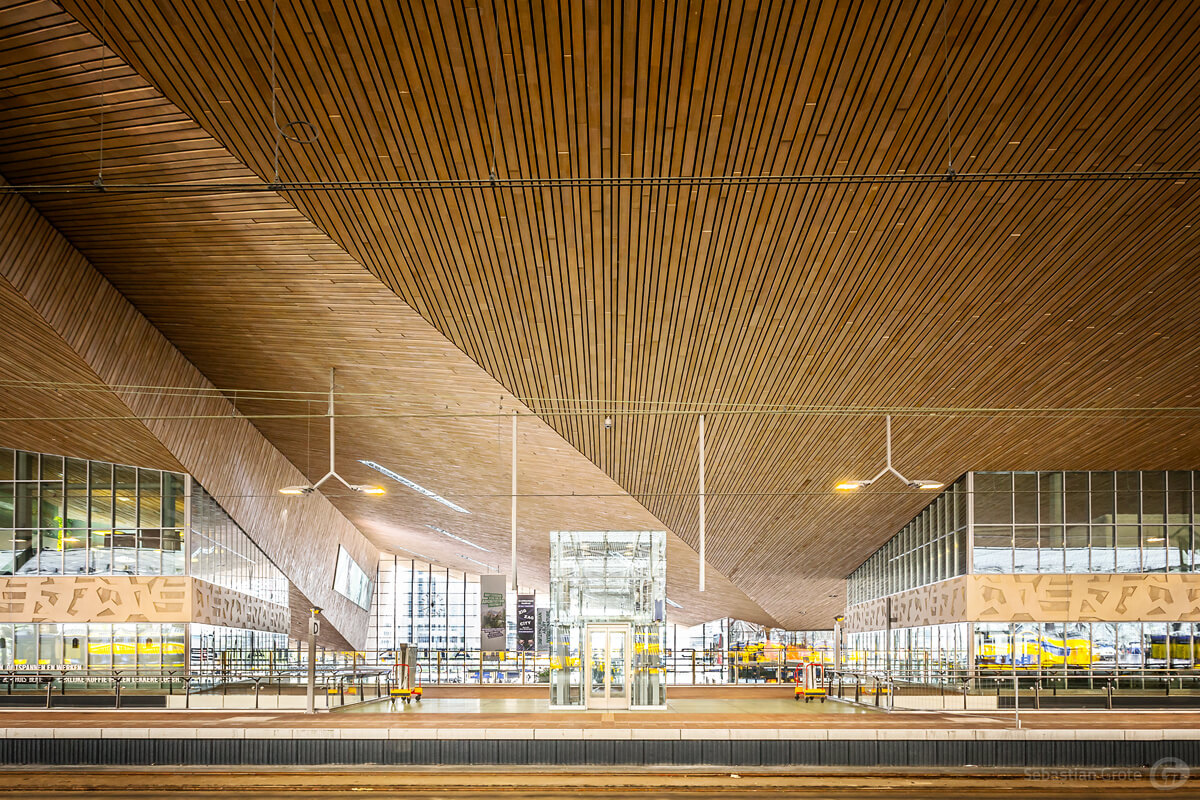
2;685;1200;770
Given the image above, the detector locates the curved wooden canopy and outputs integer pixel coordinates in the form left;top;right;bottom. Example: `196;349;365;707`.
3;0;1200;627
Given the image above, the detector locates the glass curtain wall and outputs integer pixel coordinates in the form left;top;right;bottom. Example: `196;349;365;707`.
189;623;289;673
848;471;1198;605
189;484;287;605
971;471;1197;575
847;623;970;677
0;621;187;670
0;447;185;576
368;554;482;652
847;478;969;605
0;448;292;675
971;621;1200;672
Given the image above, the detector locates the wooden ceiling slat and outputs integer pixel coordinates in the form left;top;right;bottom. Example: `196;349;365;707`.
0;0;772;627
4;0;1199;626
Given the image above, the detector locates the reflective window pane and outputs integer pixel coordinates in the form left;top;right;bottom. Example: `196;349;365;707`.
975;473;1013;525
1091;472;1115;524
974;527;1013;574
1168;526;1192;573
1116;472;1140;524
1014;473;1038;524
1065;472;1089;524
1039;472;1064;524
1013;526;1039;573
1143;526;1167;572
1116;525;1141;573
1038;526;1064;573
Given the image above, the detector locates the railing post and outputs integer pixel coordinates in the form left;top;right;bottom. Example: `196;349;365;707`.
45;677;52;709
1106;679;1114;710
114;676;122;710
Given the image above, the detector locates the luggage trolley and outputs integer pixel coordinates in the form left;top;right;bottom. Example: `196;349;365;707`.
389;643;423;705
794;660;826;703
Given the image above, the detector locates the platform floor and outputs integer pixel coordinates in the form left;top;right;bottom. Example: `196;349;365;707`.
2;682;1200;735
3;705;1200;732
336;695;868;715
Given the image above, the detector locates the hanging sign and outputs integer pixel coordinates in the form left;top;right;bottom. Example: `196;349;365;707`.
516;594;535;651
480;574;508;652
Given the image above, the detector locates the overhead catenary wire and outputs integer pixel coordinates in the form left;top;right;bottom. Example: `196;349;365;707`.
1;168;1197;195
0;403;1199;423
0;408;1198;423
3;379;1197;419
173;488;1053;500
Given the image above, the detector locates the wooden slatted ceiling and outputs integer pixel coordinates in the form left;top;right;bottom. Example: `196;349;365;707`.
0;186;382;646
0;1;774;628
9;0;1200;627
0;273;184;472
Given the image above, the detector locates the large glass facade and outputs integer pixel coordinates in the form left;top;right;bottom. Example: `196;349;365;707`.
847;478;969;605
845;470;1200;681
971;471;1197;575
189;484;288;606
0;622;187;670
369;555;482;653
0;447;292;676
849;621;1200;676
847;623;970;676
848;471;1199;605
0;447;186;576
189;623;290;673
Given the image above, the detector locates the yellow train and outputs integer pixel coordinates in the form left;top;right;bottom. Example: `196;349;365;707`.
976;636;1092;669
85;641;186;657
731;642;827;665
1149;634;1199;664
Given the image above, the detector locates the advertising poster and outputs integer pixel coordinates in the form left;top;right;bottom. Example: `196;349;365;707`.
516;594;535;651
536;608;551;650
479;574;507;652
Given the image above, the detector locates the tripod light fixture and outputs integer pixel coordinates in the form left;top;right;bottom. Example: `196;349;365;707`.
279;367;385;497
835;415;943;491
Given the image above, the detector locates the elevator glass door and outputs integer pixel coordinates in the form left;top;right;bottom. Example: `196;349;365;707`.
586;625;629;709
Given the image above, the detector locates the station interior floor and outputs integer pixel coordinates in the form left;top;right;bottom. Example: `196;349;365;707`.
4;686;1199;797
337;694;869;715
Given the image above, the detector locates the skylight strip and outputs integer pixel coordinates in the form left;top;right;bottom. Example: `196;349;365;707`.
359;460;470;513
426;524;490;552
